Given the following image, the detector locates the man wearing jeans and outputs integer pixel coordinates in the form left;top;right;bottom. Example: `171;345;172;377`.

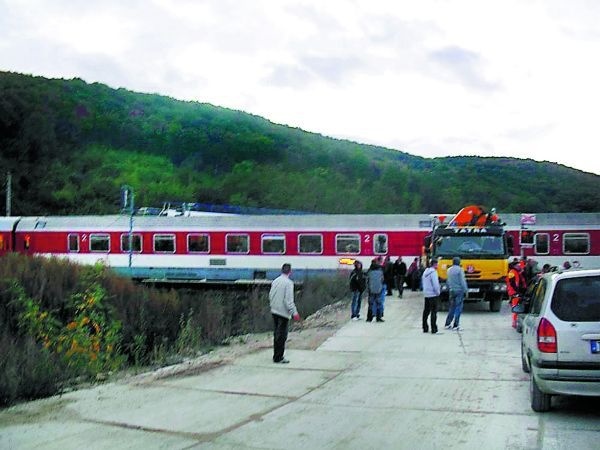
269;263;301;363
422;259;441;333
444;257;469;331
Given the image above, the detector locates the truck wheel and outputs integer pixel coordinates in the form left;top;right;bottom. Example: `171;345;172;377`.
530;374;551;412
489;298;502;312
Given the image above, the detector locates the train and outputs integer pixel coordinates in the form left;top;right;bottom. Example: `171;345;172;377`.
1;212;599;284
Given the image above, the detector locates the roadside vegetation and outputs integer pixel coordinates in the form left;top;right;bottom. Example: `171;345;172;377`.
0;253;348;407
1;71;599;216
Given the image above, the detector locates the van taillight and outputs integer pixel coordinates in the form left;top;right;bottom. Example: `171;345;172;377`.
537;318;557;353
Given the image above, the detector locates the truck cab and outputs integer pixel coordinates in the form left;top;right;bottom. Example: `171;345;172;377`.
425;207;511;312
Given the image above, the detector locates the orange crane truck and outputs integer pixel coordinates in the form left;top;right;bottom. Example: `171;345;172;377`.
424;206;513;312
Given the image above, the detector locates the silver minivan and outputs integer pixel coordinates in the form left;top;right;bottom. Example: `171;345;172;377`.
519;268;600;412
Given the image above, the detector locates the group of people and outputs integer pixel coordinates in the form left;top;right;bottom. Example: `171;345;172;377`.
348;255;469;335
349;257;387;323
505;256;575;329
348;255;426;322
268;255;579;364
421;257;469;334
349;255;425;319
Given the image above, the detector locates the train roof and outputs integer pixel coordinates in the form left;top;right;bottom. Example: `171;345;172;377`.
15;214;430;231
0;217;20;231
13;212;600;232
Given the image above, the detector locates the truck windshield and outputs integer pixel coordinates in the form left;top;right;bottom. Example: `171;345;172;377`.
434;235;505;257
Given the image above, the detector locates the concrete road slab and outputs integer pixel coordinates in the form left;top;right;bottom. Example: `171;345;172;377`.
298;371;532;414
0;420;198;450
160;357;342;398
204;402;540;450
61;383;285;435
233;348;360;372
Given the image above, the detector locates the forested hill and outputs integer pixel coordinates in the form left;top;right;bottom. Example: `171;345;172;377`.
1;71;599;215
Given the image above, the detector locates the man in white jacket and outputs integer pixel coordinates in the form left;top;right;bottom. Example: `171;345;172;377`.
269;263;301;363
421;259;441;334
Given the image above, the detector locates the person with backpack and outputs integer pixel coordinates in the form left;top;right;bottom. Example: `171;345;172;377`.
349;260;366;320
367;258;385;322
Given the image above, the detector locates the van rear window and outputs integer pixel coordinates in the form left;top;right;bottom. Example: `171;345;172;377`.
550;276;600;322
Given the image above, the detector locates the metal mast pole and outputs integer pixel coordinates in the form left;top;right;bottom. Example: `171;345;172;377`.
6;172;11;216
128;188;135;269
122;185;135;270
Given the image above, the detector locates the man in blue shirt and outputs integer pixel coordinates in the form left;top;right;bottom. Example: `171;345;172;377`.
444;257;469;331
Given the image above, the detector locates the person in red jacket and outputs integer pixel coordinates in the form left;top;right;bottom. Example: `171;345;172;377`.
506;260;525;328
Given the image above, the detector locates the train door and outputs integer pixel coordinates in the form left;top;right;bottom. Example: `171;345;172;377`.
0;217;21;255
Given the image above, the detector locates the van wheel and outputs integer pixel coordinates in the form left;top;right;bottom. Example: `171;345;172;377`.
489;298;501;312
521;344;530;373
530;374;551;412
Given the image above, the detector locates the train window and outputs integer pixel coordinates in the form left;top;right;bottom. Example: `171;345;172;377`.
336;234;360;255
520;229;535;246
153;234;175;253
226;234;249;254
534;233;549;255
299;234;323;254
262;234;285;254
68;234;80;252
188;234;209;253
374;234;388;254
120;233;142;253
563;233;590;255
90;234;110;252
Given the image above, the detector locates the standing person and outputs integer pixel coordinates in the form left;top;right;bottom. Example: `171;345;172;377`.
349;260;366;320
383;256;394;296
394;256;407;298
377;257;387;317
269;263;301;364
422;259;441;334
416;259;425;291
444;257;469;331
506;261;523;329
367;258;384;322
407;257;419;291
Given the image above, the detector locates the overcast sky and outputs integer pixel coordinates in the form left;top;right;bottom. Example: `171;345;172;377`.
2;0;600;175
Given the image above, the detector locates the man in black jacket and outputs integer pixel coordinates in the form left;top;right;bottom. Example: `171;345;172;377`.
349;260;366;320
394;257;407;298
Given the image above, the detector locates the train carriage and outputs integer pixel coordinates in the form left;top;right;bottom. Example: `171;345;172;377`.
8;212;600;283
13;214;430;281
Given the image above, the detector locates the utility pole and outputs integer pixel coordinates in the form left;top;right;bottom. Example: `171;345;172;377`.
6;172;11;216
121;185;135;269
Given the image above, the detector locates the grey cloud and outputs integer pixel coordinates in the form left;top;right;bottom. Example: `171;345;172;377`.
264;54;365;88
502;123;556;141
428;46;500;91
265;64;314;88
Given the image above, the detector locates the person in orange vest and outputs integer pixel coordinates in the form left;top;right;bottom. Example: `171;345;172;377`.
506;260;525;328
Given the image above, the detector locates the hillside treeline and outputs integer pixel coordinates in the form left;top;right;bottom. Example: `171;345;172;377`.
0;253;346;406
1;71;599;215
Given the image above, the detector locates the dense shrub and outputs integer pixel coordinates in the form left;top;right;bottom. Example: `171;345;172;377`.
0;254;349;406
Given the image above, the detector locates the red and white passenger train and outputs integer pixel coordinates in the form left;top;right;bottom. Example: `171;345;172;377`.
1;213;599;282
